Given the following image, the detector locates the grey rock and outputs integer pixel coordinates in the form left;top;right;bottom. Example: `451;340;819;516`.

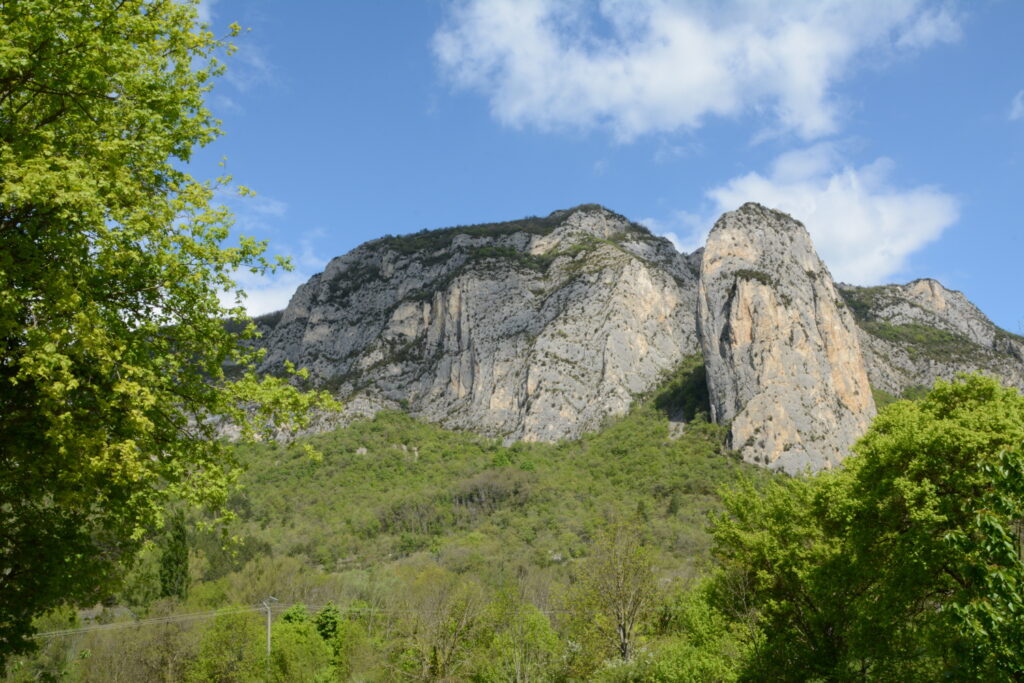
837;279;1024;395
256;205;699;442
252;201;1024;472
696;203;876;473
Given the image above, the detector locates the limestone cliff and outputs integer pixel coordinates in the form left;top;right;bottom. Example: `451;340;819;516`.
253;202;1024;469
256;205;699;441
696;203;875;473
838;279;1024;396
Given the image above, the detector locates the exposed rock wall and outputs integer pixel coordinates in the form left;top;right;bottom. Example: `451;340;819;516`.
257;206;700;442
838;280;1024;396
254;201;1024;467
696;203;875;473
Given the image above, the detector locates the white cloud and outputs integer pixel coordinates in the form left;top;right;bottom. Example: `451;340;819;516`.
223;47;275;93
196;0;217;26
434;0;962;141
653;139;702;163
209;93;240;113
638;210;707;253
1011;91;1024;121
211;189;327;317
895;6;962;49
213;186;290;235
222;268;318;318
667;144;959;283
220;234;327;317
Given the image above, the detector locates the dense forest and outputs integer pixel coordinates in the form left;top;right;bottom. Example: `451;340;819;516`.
8;367;1024;680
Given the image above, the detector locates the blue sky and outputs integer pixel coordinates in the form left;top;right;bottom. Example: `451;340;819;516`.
194;1;1023;332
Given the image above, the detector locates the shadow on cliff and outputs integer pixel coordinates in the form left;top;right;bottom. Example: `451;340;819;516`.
652;354;711;423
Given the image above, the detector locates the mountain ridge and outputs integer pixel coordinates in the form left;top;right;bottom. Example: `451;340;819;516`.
256;205;700;442
253;203;1024;469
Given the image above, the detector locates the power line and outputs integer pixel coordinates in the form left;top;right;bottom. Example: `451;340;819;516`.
34;605;264;638
34;603;395;639
33;602;567;639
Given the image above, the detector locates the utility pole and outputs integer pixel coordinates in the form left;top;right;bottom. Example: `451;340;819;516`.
261;596;278;663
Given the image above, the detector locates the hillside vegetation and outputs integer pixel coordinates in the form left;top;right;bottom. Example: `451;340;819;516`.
8;358;772;681
9;378;1024;681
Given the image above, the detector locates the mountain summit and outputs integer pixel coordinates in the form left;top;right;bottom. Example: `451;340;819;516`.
257;205;699;441
697;203;874;472
254;203;1024;470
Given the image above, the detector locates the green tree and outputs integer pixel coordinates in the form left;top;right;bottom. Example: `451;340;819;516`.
313;601;342;643
389;564;486;681
270;604;334;682
711;374;1024;680
566;522;657;669
313;602;369;679
835;374;1024;678
186;610;265;683
0;0;336;663
643;578;754;683
158;510;189;600
710;475;866;680
472;588;562;682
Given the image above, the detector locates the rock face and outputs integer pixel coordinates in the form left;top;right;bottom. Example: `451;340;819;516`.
256;205;699;441
696;203;875;473
837;280;1024;396
254;201;1024;468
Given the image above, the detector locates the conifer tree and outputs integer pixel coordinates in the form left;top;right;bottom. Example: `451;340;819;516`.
158;511;189;600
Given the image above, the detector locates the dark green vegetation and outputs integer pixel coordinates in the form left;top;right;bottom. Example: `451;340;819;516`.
373;204;655;255
860;321;975;361
319;213;669;322
837;285;980;360
713;374;1024;680
838;284;1024;382
871;383;932;409
837;284;889;322
732;269;776;288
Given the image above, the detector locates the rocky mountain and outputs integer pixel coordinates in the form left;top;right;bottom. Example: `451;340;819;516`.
254;202;1024;470
838;279;1024;398
696;203;874;473
256;205;700;442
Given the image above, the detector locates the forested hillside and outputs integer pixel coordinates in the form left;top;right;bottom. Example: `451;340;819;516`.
7;359;771;681
13;370;1024;681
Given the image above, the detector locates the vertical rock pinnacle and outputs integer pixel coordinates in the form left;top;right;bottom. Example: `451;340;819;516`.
696;203;875;473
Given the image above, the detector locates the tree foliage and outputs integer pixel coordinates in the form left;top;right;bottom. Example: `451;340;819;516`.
185;610;265;683
566;521;658;670
472;587;562;682
711;374;1024;680
270;604;334;682
159;510;190;601
0;0;335;663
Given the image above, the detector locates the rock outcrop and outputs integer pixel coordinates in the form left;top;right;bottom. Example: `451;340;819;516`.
253;201;1024;469
256;205;699;441
837;280;1024;396
696;203;875;473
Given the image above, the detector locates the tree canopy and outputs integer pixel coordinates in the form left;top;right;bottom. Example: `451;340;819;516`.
0;0;334;663
711;374;1024;680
